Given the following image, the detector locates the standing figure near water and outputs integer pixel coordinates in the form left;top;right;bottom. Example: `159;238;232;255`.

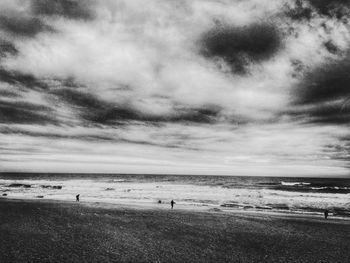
76;194;80;202
324;210;329;219
170;200;175;209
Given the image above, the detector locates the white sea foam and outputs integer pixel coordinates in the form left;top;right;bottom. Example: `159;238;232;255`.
280;181;311;186
1;178;349;216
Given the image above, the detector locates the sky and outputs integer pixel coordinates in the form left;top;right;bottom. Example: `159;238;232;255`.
0;0;350;177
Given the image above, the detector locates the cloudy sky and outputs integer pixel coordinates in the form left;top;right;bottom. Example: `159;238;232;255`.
0;0;350;177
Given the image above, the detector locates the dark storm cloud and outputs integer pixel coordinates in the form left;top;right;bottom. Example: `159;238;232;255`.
53;89;221;125
286;102;350;124
0;100;56;124
52;88;141;124
324;41;340;55
0;15;50;37
31;0;95;20
290;58;350;124
285;0;350;21
0;68;47;90
168;106;221;124
0;90;18;98
0;40;18;57
286;0;313;20
200;23;281;74
295;60;350;105
310;105;350;124
308;0;350;18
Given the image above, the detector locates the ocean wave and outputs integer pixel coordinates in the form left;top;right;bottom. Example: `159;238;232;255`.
276;181;350;194
221;202;290;211
41;185;63;189
266;203;290;210
220;203;243;208
310;186;350;190
8;183;31;188
281;181;311;186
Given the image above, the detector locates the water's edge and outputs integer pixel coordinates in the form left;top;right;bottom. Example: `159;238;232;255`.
1;173;349;218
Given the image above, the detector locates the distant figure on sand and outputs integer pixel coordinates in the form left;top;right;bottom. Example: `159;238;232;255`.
324;210;329;219
171;200;175;209
76;194;80;202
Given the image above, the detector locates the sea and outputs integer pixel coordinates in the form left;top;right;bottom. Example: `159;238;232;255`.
1;173;349;217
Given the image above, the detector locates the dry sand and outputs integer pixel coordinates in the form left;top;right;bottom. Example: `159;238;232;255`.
0;198;349;263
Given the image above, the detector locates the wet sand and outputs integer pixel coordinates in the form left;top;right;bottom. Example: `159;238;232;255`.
0;199;350;263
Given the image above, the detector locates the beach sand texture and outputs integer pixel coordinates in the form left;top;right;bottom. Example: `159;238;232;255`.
1;199;350;263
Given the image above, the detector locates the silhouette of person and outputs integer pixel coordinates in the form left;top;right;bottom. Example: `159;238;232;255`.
76;194;80;202
170;200;175;209
324;210;329;219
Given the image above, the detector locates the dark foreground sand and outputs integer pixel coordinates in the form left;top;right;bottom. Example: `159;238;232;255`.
0;199;349;263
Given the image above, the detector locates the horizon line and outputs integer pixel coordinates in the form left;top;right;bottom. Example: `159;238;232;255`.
0;172;349;179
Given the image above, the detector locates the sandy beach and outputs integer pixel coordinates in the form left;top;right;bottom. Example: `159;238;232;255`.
1;198;349;263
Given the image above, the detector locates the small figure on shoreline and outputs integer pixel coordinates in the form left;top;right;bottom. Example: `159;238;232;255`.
76;194;80;202
170;200;175;209
324;209;329;219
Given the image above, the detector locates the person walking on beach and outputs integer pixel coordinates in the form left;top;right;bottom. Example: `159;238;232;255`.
170;200;175;209
324;210;329;219
76;194;80;202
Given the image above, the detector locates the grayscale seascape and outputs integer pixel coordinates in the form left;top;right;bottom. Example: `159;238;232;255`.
1;0;350;262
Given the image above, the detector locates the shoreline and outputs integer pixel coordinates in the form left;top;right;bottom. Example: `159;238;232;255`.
2;197;349;222
1;175;349;223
